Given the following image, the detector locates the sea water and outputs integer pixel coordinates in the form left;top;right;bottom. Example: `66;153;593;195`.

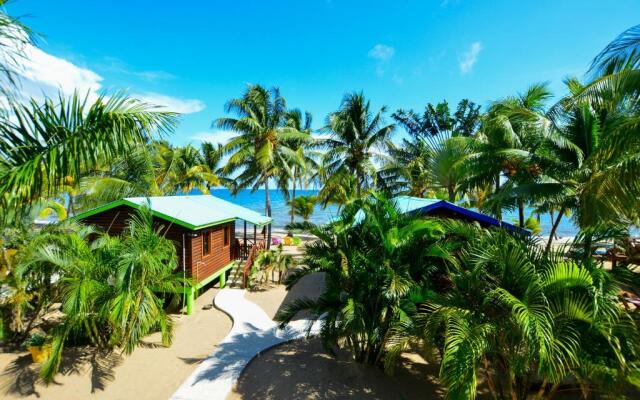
207;189;579;237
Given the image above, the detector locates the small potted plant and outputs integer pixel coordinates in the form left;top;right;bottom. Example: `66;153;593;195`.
24;333;51;363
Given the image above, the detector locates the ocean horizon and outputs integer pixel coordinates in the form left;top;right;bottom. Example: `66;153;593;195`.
207;188;580;237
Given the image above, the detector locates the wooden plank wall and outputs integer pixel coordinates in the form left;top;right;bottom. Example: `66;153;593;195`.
190;222;235;283
79;205;235;283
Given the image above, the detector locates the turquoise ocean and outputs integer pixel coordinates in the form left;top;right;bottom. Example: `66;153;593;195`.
208;189;579;237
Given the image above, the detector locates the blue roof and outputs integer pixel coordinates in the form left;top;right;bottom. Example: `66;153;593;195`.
74;195;272;230
393;196;528;234
343;196;528;235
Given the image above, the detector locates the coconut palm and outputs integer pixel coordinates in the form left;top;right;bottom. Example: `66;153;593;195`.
284;109;317;224
377;138;432;197
0;92;177;223
289;195;316;222
215;85;308;247
322;92;395;197
392;98;481;139
276;194;445;364
469;83;559;226
153;141;220;194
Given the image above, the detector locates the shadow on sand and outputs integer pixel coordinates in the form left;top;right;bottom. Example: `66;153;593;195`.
0;346;123;397
229;337;452;400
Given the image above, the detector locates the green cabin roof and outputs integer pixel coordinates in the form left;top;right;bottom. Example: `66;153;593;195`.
73;195;272;230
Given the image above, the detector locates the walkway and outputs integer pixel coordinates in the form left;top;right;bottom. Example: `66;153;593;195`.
170;288;320;400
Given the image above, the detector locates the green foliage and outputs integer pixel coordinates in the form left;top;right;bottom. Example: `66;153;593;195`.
276;194;446;364
23;332;47;347
385;226;640;400
0;92;178;223
14;205;188;383
321;92;395;197
289;195;316;222
249;244;294;288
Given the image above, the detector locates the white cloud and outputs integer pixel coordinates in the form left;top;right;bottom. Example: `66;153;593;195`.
5;42;103;104
459;42;482;74
0;34;204;114
134;92;206;114
191;130;238;145
99;57;175;82
368;44;395;62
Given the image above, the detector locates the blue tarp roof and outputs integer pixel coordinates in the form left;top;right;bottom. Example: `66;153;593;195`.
392;196;528;234
343;196;528;235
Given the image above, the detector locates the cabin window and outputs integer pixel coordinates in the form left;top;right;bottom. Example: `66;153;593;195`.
224;225;230;247
203;231;211;255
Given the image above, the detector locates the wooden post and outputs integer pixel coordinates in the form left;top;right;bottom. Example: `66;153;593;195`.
186;287;195;315
244;220;247;257
254;224;257;245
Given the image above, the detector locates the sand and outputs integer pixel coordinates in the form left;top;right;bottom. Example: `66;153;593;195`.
0;287;232;400
227;338;456;400
244;272;325;320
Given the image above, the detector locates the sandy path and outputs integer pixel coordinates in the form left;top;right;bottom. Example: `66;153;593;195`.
227;338;452;400
0;287;232;400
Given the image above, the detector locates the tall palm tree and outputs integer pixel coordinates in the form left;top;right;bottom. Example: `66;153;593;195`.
215;84;307;247
0;92;177;223
153;141;220;194
284;109;316;224
471;83;557;226
322;92;395;197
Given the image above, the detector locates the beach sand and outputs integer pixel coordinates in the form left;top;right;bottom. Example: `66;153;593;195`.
0;287;232;400
226;339;458;400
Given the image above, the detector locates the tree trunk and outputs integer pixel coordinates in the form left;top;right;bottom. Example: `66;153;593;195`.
495;173;502;221
518;198;525;228
290;169;296;225
356;170;362;198
545;207;565;254
448;185;455;202
265;179;272;249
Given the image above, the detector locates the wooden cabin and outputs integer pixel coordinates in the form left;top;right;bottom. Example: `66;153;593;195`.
74;195;272;314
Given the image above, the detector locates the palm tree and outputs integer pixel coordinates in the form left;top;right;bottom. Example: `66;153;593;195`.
322;92;395;197
0;1;36;95
470;83;557;226
386;223;640;399
17;205;187;382
0;92;177;223
284;109;317;224
153;141;220;194
201;142;235;190
289;195;316;222
215;85;308;247
377;138;432;197
512;77;640;251
276;194;445;364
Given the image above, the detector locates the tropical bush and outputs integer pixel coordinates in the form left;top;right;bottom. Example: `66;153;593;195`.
276;195;445;364
288;195;317;222
249;244;294;288
13;205;188;382
277;197;640;399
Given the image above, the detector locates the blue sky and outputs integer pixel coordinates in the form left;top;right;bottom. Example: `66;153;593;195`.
7;0;640;145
